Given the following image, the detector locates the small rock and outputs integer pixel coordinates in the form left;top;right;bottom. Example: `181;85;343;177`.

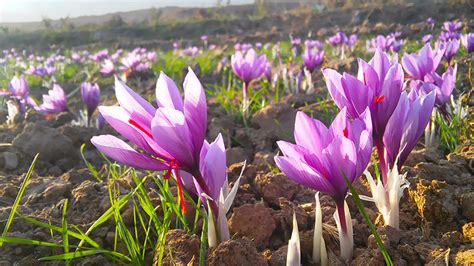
378;225;401;246
269;246;287;266
207;239;267;266
12;123;78;164
250;103;296;151
156;229;200;266
2;152;18;170
408;179;458;232
229;202;276;248
255;173;299;206
460;192;474;220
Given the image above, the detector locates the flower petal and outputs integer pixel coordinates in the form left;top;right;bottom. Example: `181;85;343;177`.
91;135;167;170
183;68;207;159
156;72;184;111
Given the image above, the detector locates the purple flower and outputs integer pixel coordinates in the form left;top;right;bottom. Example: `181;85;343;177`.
461;33;474;53
368;34;402;53
383;90;435;170
255;42;262;49
275;107;372;260
182;47;200;57
305;39;323;50
231;48;268;85
302;47;324;73
323;49;404;139
347;34;358;48
147;51;157;62
173;42;180;50
91;49;109;62
264;61;272;82
402;43;445;80
0;75;31;113
328;32;348;46
71;53;82;62
37;84;68;113
443;21;462;33
100;60;115;76
439;31;460;42
81;82;101;124
201;35;208;42
231;48;268;106
416;65;457;107
275;107;373;202
422;34;433;44
91;69;221;214
426;17;435;25
120;52;141;72
438;39;459;63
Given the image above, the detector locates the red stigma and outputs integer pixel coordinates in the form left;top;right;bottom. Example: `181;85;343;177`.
374;95;385;104
128;119;153;138
163;159;187;213
343;128;349;138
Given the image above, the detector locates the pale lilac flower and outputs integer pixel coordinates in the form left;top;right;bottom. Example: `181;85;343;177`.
461;33;474;53
81;82;101;125
37;84;68;113
323;49;404;140
275;107;372;261
0;75;33;113
422;34;433;44
383;90;436;170
302;47;324;73
100;60;115;76
402;43;445;80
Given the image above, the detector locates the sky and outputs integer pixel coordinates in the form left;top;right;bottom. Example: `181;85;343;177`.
0;0;253;23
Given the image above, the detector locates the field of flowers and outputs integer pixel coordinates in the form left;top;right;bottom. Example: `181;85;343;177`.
0;2;472;265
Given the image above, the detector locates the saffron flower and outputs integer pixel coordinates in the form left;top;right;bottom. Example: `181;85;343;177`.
0;75;33;113
231;48;268;109
323;49;404;140
461;33;473;53
81;82;101;126
365;90;436;229
420;64;457;108
385;90;436;170
302;47;324;73
422;34;433;44
275;107;373;261
438;39;460;64
36;84;68;113
91;69;238;247
402;43;445;80
100;59;115;76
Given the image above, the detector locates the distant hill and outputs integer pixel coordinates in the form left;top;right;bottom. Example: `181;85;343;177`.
0;2;305;32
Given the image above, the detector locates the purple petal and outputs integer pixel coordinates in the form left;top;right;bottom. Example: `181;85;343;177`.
151;107;195;169
294;111;328;155
156;72;184;111
274;156;337;196
91;135;167;170
183;68;207;158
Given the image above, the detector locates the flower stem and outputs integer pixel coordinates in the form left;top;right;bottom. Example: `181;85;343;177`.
334;200;353;262
375;138;388;187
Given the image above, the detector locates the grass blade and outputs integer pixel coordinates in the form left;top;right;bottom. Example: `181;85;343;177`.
0;153;39;248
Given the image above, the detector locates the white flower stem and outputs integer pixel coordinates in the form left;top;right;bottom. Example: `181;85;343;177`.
334;200;353;262
313;192;328;265
287;212;301;266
